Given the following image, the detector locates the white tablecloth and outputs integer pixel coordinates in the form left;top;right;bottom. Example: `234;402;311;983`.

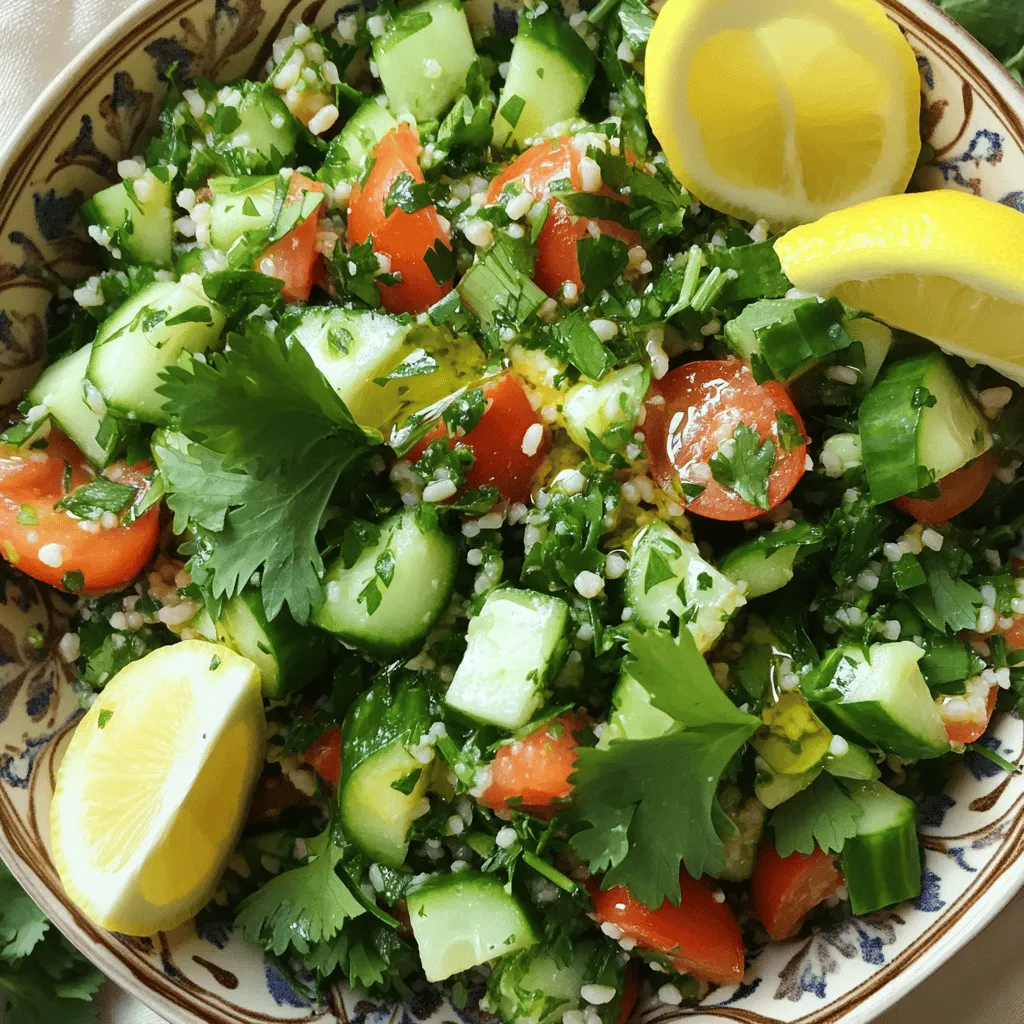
0;1;1020;1021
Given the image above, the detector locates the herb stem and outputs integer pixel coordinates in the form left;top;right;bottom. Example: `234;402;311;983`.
522;851;579;893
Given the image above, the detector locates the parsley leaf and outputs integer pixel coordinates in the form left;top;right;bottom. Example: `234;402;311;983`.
442;387;487;435
708;423;776;510
554;310;614;381
55;478;137;520
569;629;759;906
576;234;629;299
936;0;1024;80
373;349;439;386
770;774;863;857
776;411;806;452
235;828;363;957
383;171;431;217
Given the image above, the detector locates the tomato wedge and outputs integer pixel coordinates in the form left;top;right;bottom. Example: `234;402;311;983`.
643;359;809;521
0;430;160;592
589;875;745;986
939;676;998;745
486;137;641;297
891;453;996;524
304;725;342;785
478;713;584;814
256;172;325;303
347;125;454;314
407;372;548;505
617;963;638;1024
752;845;843;941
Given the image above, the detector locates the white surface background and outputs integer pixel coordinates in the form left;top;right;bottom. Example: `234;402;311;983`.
0;0;1021;1021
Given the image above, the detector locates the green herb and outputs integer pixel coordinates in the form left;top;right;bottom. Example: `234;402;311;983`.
390;768;423;794
383;172;431;217
165;304;214;327
242;196;260;216
97;709;114;729
423;239;456;287
553;310;614;381
569;629;759;906
373;349;439;386
16;506;37;526
770;774;863;857
442;387;487;435
643;547;676;593
61;570;86;593
209;655;221;671
708;423;777;510
55;478;137;521
576;234;629;299
776;412;806;452
499;94;527;129
936;0;1024;81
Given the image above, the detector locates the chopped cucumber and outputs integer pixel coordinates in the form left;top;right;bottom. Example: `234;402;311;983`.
341;676;434;865
598;665;677;747
719;796;767;882
407;873;538;982
80;170;173;268
208;175;278;251
26;345;114;467
313;507;458;656
86;278;226;424
822;432;863;475
823;740;881;781
211;83;297;174
215;590;327;700
488;941;597;1024
563;364;650;458
445;588;569;730
373;0;476;121
322;97;397;184
283;306;484;433
754;760;821;810
751;692;832;775
624;520;746;652
860;351;992;504
492;11;596;149
845;317;893;389
803;642;950;759
719;522;822;599
840;781;921;914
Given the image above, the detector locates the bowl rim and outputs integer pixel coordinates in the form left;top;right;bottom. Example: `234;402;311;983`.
0;1;1022;1022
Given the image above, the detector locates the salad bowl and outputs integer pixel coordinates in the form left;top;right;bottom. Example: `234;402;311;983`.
0;0;1023;1023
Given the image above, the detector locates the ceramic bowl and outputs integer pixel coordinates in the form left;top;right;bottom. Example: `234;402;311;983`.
1;1;1023;1022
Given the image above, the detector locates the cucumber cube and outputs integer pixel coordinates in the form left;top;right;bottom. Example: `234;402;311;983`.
445;588;569;730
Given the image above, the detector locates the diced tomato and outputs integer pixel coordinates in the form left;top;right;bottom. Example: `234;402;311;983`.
486;137;641;297
304;725;342;785
752;845;843;941
590;875;745;986
616;963;639;1024
891;453;996;524
407;372;548;506
642;359;809;521
479;713;583;814
940;676;998;745
0;430;160;592
347;125;454;314
1004;616;1024;650
256;172;325;303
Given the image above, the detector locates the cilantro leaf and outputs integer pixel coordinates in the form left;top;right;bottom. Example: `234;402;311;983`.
569;629;758;906
708;422;776;510
770;774;863;857
936;0;1024;79
0;866;48;961
235;828;364;957
909;547;982;633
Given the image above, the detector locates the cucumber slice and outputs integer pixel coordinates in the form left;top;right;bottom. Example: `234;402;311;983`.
322;97;397;184
719;522;822;599
208;175;278;251
821;432;863;475
803;642;950;760
751;692;832;775
445;588;569;730
488;941;598;1024
80;170;173;268
86;279;226;425
313;507;458;656
624;520;746;652
845;318;893;389
211;83;298;174
840;780;921;914
823;740;880;781
373;0;476;121
26;345;114;467
492;11;596;149
215;590;327;700
407;873;538;982
563;364;650;458
860;351;992;504
598;666;677;748
754;760;821;810
283;306;484;433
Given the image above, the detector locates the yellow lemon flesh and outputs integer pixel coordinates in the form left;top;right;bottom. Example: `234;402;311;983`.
775;190;1024;384
645;0;921;228
51;640;266;936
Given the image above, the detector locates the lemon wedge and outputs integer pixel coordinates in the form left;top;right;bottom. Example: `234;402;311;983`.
51;640;266;936
775;190;1024;384
645;0;921;228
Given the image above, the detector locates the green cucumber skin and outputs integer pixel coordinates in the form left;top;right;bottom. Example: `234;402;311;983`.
719;544;799;599
322;98;397;183
840;781;921;915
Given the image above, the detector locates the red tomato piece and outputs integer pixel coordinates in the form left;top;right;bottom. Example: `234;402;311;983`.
256;172;325;303
0;430;160;592
590;875;745;986
1003;616;1024;650
407;372;548;506
752;845;843;941
940;676;998;745
616;963;639;1024
304;725;342;785
891;453;996;524
642;359;809;521
478;713;584;814
347;125;454;315
486;137;641;297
